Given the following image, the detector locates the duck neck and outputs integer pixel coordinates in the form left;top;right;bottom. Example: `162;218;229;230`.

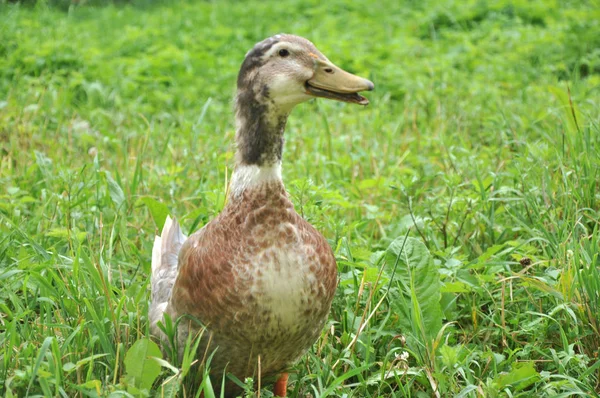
230;88;289;198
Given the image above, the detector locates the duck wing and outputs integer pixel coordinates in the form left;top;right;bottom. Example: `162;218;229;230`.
149;216;187;332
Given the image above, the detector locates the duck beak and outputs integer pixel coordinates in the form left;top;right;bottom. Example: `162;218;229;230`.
306;59;374;105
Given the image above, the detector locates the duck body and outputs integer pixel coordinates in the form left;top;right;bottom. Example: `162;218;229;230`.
151;171;336;396
170;171;337;379
149;34;372;397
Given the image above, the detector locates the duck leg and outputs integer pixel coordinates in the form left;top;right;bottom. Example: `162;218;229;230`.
273;373;289;397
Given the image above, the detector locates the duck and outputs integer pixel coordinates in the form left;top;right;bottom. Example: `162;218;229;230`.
149;34;373;397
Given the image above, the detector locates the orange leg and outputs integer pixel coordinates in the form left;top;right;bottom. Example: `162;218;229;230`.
273;373;289;397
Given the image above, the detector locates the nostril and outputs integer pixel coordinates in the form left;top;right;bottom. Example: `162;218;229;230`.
324;68;333;74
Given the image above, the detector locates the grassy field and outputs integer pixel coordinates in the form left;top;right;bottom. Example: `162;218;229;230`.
1;0;600;396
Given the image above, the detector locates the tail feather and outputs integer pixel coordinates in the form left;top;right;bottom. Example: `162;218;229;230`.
150;216;187;330
152;216;186;274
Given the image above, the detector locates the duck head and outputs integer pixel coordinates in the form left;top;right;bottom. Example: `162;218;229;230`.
237;34;373;111
234;34;373;167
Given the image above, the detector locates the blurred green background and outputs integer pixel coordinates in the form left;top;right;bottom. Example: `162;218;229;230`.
1;0;599;396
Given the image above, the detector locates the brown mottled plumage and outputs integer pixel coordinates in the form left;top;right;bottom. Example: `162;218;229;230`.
150;34;373;397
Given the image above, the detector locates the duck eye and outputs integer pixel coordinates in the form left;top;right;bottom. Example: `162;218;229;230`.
278;49;290;57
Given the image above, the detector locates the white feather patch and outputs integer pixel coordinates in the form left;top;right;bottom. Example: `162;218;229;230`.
229;163;282;198
251;223;316;328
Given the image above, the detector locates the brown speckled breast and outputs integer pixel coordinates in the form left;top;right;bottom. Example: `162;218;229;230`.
166;180;337;396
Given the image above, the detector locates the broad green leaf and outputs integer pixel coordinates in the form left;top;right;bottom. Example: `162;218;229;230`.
439;344;464;368
363;266;388;285
46;228;87;242
160;380;181;398
441;281;471;293
104;171;126;209
385;236;442;342
151;357;179;375
124;338;163;391
78;379;102;394
137;196;170;231
476;244;504;265
493;361;540;392
63;362;76;372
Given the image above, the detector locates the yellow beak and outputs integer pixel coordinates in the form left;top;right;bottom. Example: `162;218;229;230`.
306;59;374;105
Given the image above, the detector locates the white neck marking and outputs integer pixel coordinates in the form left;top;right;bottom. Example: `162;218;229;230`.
229;163;282;198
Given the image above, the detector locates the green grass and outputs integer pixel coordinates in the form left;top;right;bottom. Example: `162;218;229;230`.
1;0;599;396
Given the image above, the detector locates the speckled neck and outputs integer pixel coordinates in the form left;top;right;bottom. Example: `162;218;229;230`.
235;87;289;167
